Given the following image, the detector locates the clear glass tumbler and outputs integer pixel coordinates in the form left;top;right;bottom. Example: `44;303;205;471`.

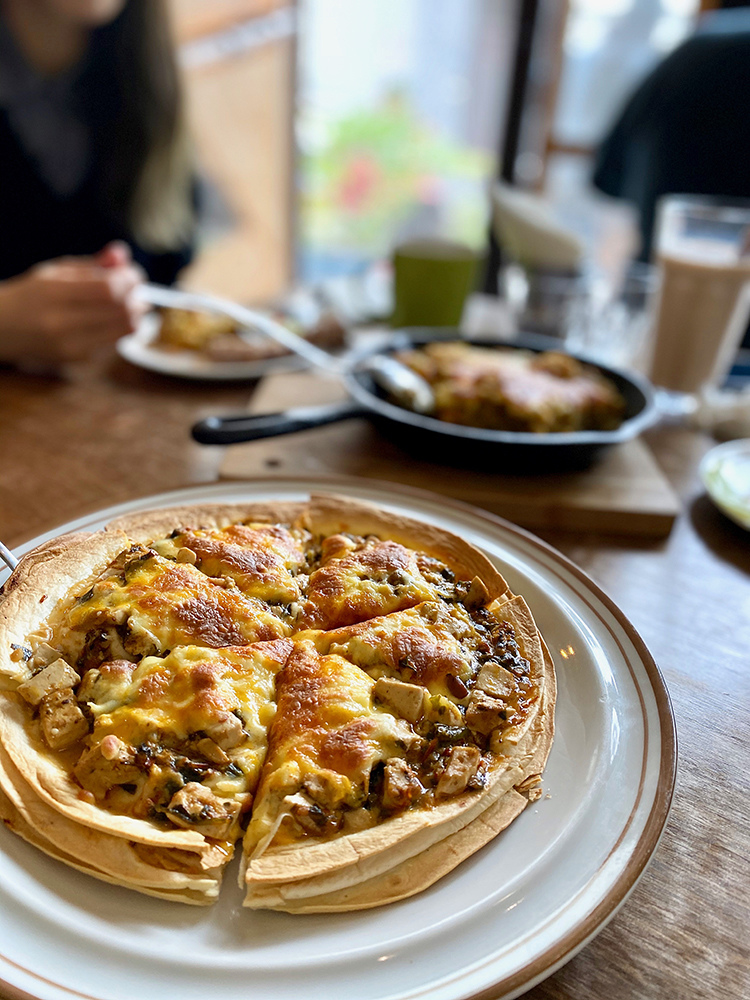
647;196;750;393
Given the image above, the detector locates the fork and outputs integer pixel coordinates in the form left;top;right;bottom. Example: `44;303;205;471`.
135;283;347;374
0;539;18;571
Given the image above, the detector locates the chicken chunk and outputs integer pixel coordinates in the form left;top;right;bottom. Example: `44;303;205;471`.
17;658;78;706
381;758;424;812
475;660;516;699
73;737;143;798
435;745;481;797
302;768;349;810
462;575;491;609
204;712;245;750
286;791;342;838
39;688;89;750
372;677;427;723
30;641;63;671
166;782;242;839
465;690;507;736
77;659;135;705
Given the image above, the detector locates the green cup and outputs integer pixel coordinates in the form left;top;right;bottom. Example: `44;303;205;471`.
391;239;481;328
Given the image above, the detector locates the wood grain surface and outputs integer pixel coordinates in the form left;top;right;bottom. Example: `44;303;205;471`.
0;351;748;1000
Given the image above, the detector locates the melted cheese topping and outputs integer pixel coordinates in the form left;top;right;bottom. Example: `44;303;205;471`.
80;640;291;818
152;523;309;606
299;539;445;630
62;548;290;664
245;640;415;852
89;645;282;756
303;602;479;698
15;514;537;859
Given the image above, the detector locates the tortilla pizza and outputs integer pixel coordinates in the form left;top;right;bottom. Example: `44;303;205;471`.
0;494;555;910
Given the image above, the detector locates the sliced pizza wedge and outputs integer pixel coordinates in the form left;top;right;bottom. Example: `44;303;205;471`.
242;639;421;864
0;628;292;877
297;495;511;631
243;641;555;911
107;501;312;612
242;595;552;906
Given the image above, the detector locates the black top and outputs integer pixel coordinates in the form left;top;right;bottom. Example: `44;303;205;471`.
0;16;193;285
592;10;750;262
0;110;191;284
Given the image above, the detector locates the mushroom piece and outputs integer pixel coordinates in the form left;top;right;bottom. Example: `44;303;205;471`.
39;689;89;750
17;658;79;706
195;737;230;765
435;745;481;797
286;791;342;837
372;677;427;723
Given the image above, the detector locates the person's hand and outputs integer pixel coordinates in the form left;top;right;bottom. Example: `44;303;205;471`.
0;242;147;367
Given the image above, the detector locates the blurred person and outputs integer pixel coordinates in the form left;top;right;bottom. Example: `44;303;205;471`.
0;0;195;365
592;8;750;262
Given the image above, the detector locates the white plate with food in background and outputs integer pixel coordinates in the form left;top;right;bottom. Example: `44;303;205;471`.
0;478;676;1000
700;438;750;530
117;306;346;381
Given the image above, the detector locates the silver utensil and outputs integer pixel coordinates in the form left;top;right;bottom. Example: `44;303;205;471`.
136;283;347;374
136;282;436;412
0;539;18;572
361;354;435;414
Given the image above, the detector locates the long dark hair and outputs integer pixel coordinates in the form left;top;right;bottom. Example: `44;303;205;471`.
85;0;193;250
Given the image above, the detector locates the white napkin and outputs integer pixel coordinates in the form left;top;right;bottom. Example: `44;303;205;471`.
491;181;585;271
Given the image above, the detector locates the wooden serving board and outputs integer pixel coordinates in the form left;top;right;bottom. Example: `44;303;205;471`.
219;371;680;537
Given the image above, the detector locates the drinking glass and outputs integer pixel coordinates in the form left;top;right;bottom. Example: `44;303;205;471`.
646;196;750;394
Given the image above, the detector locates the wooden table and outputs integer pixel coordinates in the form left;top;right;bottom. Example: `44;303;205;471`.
0;350;748;1000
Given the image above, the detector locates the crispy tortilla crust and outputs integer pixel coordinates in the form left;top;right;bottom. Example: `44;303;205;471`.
242;594;550;894
104;501;310;544
0;494;553;908
0;791;218;905
0;532;91;603
245;790;528;912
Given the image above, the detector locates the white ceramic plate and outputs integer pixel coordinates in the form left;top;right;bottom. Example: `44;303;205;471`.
700;438;750;530
117;313;307;381
0;479;676;1000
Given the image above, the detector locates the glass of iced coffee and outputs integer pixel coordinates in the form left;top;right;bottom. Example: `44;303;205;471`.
647;196;750;394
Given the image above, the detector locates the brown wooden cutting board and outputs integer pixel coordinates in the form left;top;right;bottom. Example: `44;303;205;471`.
219;371;680;537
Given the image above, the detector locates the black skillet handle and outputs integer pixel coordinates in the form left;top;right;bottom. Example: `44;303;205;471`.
191;399;368;445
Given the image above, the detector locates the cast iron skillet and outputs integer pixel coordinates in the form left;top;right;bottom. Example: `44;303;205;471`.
191;330;658;471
